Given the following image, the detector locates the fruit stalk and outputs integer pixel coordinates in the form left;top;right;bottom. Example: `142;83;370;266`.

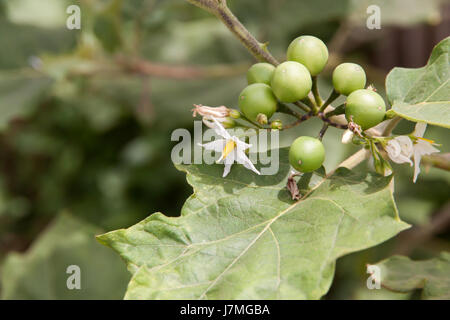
320;90;340;113
311;76;323;107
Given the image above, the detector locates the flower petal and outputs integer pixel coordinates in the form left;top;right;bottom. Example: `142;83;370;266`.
413;122;427;138
211;116;231;139
236;149;260;175
386;139;401;159
222;162;232;177
222;151;236;177
233;137;252;149
395;136;414;158
413;149;422;183
198;139;226;152
415;139;440;156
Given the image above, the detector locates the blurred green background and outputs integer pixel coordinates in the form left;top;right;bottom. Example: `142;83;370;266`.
0;0;448;299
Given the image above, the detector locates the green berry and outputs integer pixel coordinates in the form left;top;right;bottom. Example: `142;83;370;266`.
246;63;275;85
289;136;325;172
345;89;386;130
286;35;329;76
332;63;366;96
271;61;312;103
238;83;277;122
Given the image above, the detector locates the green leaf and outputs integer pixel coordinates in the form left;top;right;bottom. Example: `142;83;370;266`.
0;71;53;130
386;37;450;128
98;148;409;299
1;213;130;299
375;252;450;299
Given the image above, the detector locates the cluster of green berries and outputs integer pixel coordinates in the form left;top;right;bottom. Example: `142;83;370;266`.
236;35;386;173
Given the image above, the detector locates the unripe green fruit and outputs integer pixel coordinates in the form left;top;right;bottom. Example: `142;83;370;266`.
247;63;275;85
238;83;278;122
271;61;312;103
289;136;325;173
332;63;366;96
286;36;329;76
345;89;386;130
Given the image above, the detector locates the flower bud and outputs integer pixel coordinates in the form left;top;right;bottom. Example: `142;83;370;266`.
192;104;230;119
222;117;236;128
229;109;241;119
256;113;268;125
271;119;283;130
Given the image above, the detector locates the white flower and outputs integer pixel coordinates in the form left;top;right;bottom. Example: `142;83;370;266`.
385;136;413;165
192;104;230;129
411;122;439;183
384;122;439;182
198;117;260;177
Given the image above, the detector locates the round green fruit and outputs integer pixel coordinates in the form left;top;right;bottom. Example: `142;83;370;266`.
286;35;329;76
332;63;366;96
345;89;386;130
246;63;275;85
238;83;277;122
270;61;312;103
289;136;325;173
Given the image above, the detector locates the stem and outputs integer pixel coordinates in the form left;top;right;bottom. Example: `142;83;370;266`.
123;58;250;79
186;0;279;65
311;76;323;107
282;112;314;130
307;94;319;114
318;124;329;140
320;89;340;113
318;112;348;129
238;111;263;129
324;104;345;118
293;101;311;113
393;201;450;255
422;153;450;171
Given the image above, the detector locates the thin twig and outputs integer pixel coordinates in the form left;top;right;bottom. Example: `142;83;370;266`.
394;201;450;255
186;0;279;65
122;58;250;79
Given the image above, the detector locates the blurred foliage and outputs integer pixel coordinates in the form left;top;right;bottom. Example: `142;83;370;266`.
1;213;129;299
0;0;448;299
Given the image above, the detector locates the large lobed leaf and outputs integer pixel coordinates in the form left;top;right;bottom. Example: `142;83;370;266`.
386;37;450;128
98;149;409;299
375;252;450;299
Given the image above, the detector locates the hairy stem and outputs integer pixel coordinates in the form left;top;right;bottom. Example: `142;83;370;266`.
186;0;279;65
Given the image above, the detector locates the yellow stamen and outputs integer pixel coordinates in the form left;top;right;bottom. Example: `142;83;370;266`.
222;140;236;159
417;137;435;144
